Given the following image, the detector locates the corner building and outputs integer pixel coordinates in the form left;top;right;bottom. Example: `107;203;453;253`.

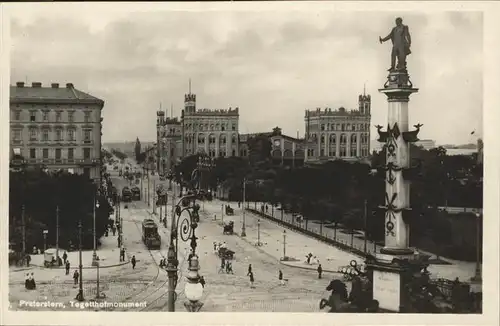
304;93;371;162
9;82;104;184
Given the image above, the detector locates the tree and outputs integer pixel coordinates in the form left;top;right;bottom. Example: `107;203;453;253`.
9;170;112;252
247;134;272;167
135;137;142;162
111;149;127;161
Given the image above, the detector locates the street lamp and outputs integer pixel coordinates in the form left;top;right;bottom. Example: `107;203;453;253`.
282;229;287;260
221;204;224;224
241;178;247;237
92;197;100;266
42;230;48;252
76;220;84;302
166;193;203;312
471;212;482;283
256;219;262;246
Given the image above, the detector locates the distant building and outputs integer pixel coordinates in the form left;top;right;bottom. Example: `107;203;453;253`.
10;81;104;184
155;81;240;176
239;127;305;167
143;144;157;172
304;92;371;162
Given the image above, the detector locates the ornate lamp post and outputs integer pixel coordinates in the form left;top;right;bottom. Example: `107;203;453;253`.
92;197;100;265
282;229;287;260
166;193;203;312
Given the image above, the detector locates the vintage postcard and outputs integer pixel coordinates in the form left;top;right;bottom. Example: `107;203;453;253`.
1;1;499;326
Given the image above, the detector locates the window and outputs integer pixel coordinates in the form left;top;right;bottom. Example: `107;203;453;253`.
321;124;325;131
14;111;21;120
42;129;49;141
30;148;36;159
232;150;236;157
84;130;91;141
340;134;346;144
30;111;36;122
12;129;21;141
29;129;37;141
330;134;336;144
43;111;49;122
351;134;357;143
320;149;325;156
221;124;225;131
320;135;325;144
340;147;346;157
83;148;91;159
68;112;74;123
56;129;62;141
43;148;49;159
232;124;236;131
351;148;357;157
352;124;356;131
56;112;61;122
55;148;61;160
84;112;90;123
68;148;74;159
68;129;75;141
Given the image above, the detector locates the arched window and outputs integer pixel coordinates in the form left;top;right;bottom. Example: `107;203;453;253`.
340;134;347;144
232;134;237;143
198;134;205;144
351;124;356;131
329;134;336;144
321;134;325;144
351;134;357;143
341;124;345;131
209;134;216;144
346;124;351;131
220;134;226;145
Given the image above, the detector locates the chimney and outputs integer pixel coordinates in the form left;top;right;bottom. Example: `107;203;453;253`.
32;82;42;88
66;83;74;88
16;82;24;87
51;83;59;88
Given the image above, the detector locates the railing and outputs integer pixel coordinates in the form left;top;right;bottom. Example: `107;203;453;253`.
245;208;370;259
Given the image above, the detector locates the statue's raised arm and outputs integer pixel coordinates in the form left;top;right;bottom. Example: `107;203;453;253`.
379;17;412;72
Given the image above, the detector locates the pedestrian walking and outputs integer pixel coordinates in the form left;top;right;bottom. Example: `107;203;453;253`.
62;251;68;264
73;270;79;285
30;273;36;289
199;276;206;288
131;255;136;269
238;202;241;208
26;254;31;267
112;227;116;236
25;273;30;290
317;264;323;279
65;261;70;275
278;270;284;286
247;264;252;276
249;271;255;288
265;205;268;213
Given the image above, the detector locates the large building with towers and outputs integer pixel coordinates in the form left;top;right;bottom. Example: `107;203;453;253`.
156;83;240;175
304;92;371;162
9;81;104;184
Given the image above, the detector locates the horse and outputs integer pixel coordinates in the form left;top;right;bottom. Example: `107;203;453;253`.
319;280;352;312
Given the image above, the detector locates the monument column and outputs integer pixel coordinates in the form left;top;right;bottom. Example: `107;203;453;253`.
378;73;418;255
364;17;426;313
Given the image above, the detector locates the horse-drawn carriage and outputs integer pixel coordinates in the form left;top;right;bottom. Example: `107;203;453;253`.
222;221;234;235
225;205;234;216
218;247;235;260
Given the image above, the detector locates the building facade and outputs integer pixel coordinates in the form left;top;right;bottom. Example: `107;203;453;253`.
10;82;104;183
239;127;305;167
143;143;157;172
156;88;240;176
304;93;371;162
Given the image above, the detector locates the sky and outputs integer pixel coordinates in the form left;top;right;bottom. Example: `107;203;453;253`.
8;4;483;145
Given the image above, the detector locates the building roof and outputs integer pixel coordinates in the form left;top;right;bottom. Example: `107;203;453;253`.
10;82;104;106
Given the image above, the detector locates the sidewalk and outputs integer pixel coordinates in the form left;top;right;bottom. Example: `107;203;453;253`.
203;199;359;274
208;199;479;281
28;231;129;270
